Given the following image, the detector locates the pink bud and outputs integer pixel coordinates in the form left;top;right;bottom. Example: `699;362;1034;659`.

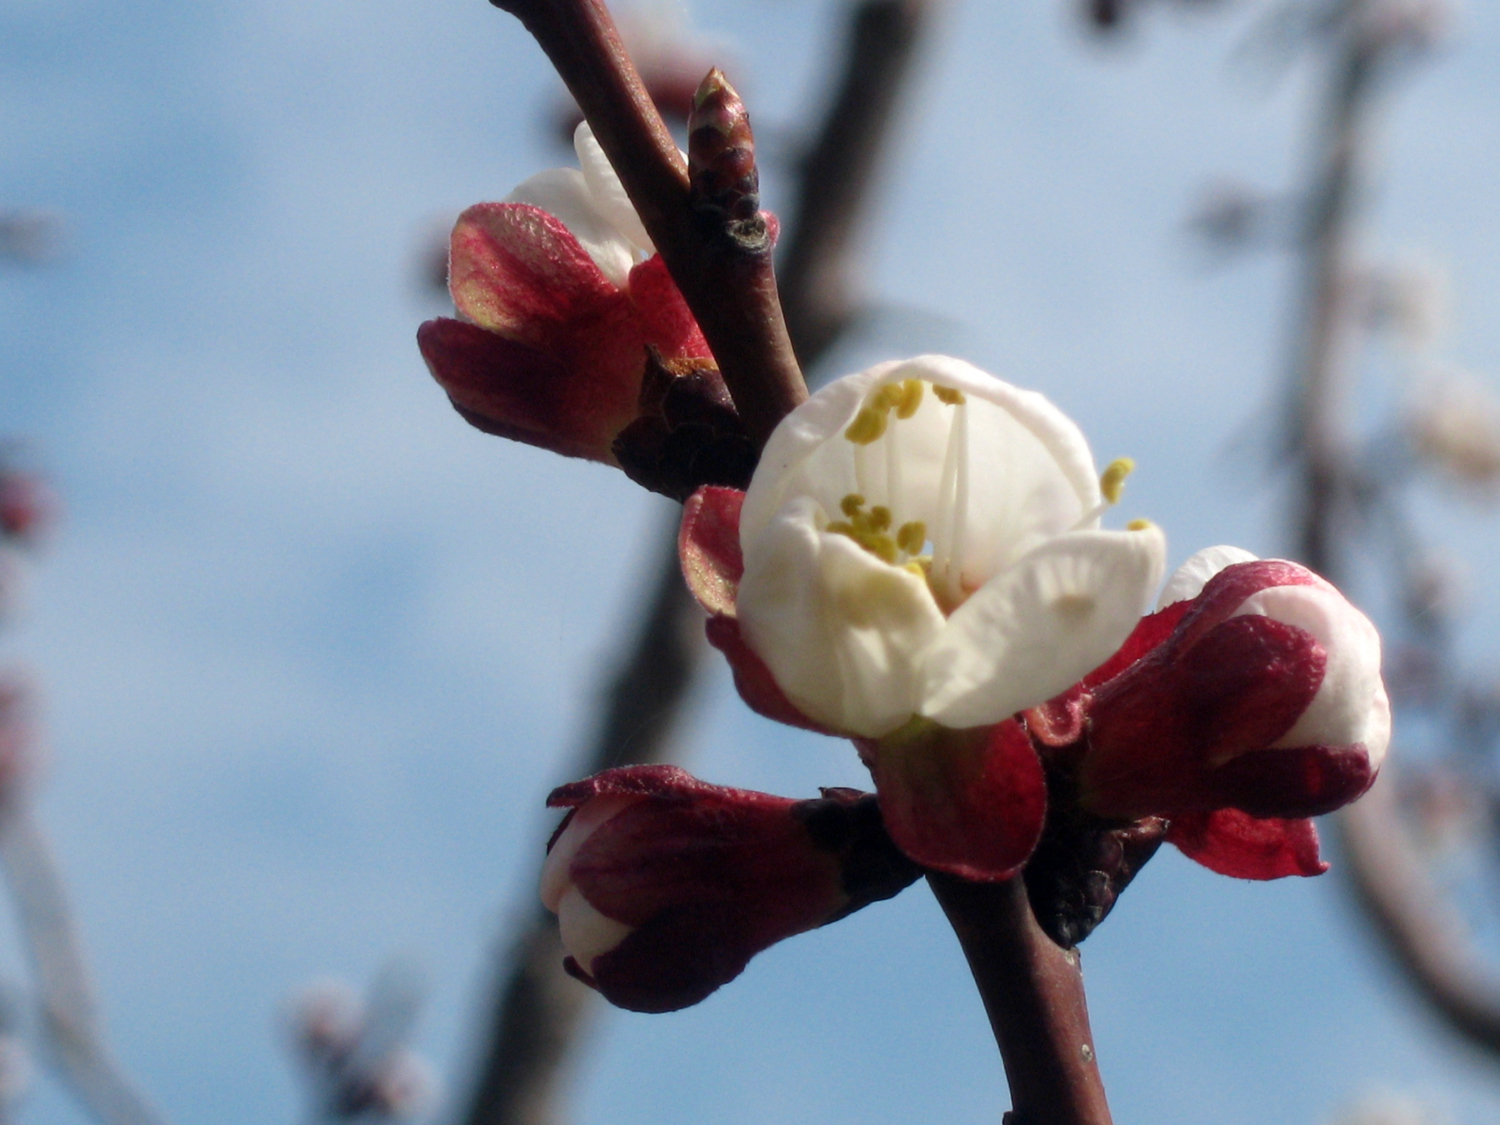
1075;558;1388;822
541;766;918;1012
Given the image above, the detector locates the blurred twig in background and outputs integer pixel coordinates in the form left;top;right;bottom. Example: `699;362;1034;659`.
454;2;936;1122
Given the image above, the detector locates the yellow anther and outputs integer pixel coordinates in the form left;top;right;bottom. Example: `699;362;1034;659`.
1100;457;1135;505
933;385;966;406
844;407;889;445
896;521;927;553
871;383;904;412
904;560;928;578
894;379;924;419
1126;518;1154;531
840;493;866;517
826;520;854;536
869;506;892;532
853;531;898;563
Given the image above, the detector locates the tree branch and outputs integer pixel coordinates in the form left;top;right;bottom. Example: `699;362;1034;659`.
1338;770;1500;1053
488;0;806;449
455;1;940;1119
778;0;933;365
927;874;1113;1125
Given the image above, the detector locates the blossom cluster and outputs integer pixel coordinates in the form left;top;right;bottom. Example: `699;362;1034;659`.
418;131;1390;1013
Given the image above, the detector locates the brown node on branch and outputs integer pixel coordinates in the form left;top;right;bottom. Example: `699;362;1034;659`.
687;69;768;252
613;347;756;501
1023;783;1168;949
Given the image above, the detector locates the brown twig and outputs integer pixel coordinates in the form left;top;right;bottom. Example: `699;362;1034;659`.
455;2;939;1120
928;874;1113;1125
488;0;806;449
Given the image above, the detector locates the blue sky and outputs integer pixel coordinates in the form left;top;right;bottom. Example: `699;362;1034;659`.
3;0;1500;1122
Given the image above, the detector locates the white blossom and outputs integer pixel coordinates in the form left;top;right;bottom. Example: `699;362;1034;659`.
736;355;1166;737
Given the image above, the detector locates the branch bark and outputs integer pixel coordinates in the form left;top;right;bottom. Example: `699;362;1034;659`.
928;874;1113;1125
489;0;806;449
456;2;939;1120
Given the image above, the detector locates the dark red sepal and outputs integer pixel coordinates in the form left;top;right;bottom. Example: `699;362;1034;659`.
548;766;917;1013
864;719;1047;882
704;616;834;734
1026;600;1192;748
679;486;745;618
1079;612;1331;819
1166;809;1327;879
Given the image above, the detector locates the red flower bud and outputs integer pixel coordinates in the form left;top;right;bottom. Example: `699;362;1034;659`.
1075;558;1388;823
542;766;919;1013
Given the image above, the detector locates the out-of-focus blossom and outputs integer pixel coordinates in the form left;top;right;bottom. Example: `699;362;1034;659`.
1362;258;1450;350
541;765;920;1013
417;124;749;495
0;468;54;545
556;1;724;137
1331;1089;1444;1125
287;970;433;1120
1406;370;1500;489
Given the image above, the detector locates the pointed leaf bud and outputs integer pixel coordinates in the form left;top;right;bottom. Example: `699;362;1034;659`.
688;69;767;249
541;766;920;1013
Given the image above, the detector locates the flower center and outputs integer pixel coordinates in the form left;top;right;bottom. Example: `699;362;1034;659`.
827;378;1140;614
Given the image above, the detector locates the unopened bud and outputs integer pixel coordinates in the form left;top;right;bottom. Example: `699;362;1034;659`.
688;69;764;246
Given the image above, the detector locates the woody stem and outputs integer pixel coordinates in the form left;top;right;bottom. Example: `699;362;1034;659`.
486;0;807;450
927;873;1113;1125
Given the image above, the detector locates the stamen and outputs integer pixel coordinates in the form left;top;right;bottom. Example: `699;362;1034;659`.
896;521;926;554
1100;457;1135;505
845;407;888;445
1126;518;1154;531
894;379;924;419
869;506;892;532
840;494;866;517
933;384;966;406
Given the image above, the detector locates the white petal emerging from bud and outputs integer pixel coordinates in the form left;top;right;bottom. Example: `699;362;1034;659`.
505;168;639;289
1156;544;1258;609
736;355;1167;736
1234;584;1390;767
555;886;634;973
573;122;657;259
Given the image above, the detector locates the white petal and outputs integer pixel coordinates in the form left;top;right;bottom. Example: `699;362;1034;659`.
539;794;640;912
918;524;1167;728
1233;585;1390;767
740;356;1100;568
505;167;638;289
736;497;945;736
574;121;657;258
556;886;634;973
1156;545;1260;610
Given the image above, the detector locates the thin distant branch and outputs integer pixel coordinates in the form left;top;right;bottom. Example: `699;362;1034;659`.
488;0;806;449
455;2;941;1120
1339;772;1500;1053
1271;0;1500;1069
928;875;1113;1125
778;0;934;365
0;803;168;1125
